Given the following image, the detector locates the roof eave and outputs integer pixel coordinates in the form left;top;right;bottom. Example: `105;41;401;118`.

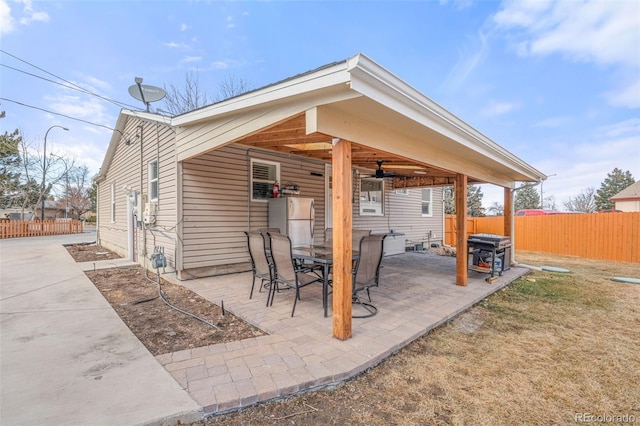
172;60;353;127
346;54;546;183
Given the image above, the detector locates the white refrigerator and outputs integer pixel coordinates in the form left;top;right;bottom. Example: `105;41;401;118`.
268;197;315;247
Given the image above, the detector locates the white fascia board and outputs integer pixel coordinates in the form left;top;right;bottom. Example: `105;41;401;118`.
94;110;173;183
121;109;173;125
172;62;352;127
346;54;546;182
94;110;129;183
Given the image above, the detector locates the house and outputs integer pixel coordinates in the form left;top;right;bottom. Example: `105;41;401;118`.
610;181;640;212
95;53;545;339
37;199;67;220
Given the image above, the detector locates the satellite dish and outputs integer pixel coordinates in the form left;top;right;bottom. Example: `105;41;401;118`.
128;77;166;111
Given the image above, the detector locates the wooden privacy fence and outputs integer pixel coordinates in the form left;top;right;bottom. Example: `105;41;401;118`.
0;220;84;239
445;212;640;263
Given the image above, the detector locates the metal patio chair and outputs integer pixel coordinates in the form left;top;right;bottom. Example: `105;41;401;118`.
352;234;386;318
268;232;323;316
244;231;274;305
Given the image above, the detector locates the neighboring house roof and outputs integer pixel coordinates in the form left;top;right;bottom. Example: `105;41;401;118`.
96;53;546;188
610;181;640;201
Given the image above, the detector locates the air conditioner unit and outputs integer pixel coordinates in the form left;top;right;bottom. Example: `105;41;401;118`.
143;202;157;224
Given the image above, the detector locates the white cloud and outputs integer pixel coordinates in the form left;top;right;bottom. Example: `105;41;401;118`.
18;0;49;25
0;0;15;34
180;23;190;31
533;116;572;128
492;0;640;109
164;42;180;48
481;118;640;208
45;94;113;126
443;30;488;91
79;75;112;92
182;56;202;63
605;75;640;109
481;100;519;117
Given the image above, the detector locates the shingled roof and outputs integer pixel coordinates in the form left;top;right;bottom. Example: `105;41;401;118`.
611;180;640;201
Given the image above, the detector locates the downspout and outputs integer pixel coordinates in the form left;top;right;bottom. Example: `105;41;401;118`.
510;180;541;266
442;196;446;246
96;181;100;243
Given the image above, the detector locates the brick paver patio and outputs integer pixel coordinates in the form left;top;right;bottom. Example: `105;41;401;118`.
159;251;528;414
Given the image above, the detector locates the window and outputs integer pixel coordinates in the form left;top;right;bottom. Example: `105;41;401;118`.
251;159;280;201
148;160;158;201
110;182;116;223
360;178;384;216
421;188;432;216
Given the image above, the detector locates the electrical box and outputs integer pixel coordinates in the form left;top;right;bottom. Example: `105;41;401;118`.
143;202;157;224
131;191;140;216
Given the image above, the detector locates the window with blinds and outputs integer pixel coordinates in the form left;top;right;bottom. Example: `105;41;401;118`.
251;159;280;201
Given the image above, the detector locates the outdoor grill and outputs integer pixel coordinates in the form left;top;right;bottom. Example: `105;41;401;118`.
467;233;512;277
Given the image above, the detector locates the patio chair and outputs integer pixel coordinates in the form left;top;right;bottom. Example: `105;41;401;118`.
351;234;386;318
352;229;372;247
244;231;274;305
325;227;333;245
268;232;323;316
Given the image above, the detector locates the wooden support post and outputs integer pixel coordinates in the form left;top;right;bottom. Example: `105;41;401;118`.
503;186;514;266
503;187;513;237
455;174;468;286
332;139;353;340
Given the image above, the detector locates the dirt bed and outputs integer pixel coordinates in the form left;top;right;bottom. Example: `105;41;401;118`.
65;243;123;262
68;244;265;354
85;267;265;355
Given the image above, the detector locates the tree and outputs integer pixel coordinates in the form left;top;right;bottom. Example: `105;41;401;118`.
564;187;596;212
64;165;92;219
0;111;22;208
87;180;97;212
467;185;485;217
443;186;454;214
542;195;558;211
594;168;635;211
514;184;541;211
487;201;504;216
161;71;253;116
443;185;485;217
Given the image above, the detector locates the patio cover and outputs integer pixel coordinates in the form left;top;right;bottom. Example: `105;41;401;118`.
164;53;545;340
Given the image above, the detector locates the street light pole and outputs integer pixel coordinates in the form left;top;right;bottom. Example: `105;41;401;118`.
540;173;557;209
41;125;69;221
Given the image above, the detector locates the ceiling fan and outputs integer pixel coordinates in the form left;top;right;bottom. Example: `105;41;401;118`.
371;160;405;178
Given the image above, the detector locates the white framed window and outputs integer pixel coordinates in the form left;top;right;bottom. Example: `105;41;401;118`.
360;178;384;216
148;159;158;202
251;158;280;201
421;188;432;217
110;182;116;223
395;188;409;196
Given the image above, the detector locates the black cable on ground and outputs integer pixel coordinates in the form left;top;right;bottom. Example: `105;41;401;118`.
145;267;221;332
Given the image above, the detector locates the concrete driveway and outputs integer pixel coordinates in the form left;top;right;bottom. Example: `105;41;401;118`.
0;231;202;425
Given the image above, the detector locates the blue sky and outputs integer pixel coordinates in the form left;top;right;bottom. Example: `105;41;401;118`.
1;0;638;209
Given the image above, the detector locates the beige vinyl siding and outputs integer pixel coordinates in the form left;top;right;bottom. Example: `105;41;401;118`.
97;116;178;268
351;177;444;247
181;144;326;270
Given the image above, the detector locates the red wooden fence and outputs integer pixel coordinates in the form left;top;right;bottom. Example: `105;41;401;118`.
0;220;84;239
445;212;640;263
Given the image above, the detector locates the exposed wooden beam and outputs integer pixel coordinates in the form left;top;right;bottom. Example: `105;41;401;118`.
455;174;468;286
393;176;457;188
332;138;353;340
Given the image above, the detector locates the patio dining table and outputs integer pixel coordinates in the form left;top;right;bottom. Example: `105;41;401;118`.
291;244;359;317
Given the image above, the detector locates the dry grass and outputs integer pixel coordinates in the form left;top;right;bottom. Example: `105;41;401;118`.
196;251;640;425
